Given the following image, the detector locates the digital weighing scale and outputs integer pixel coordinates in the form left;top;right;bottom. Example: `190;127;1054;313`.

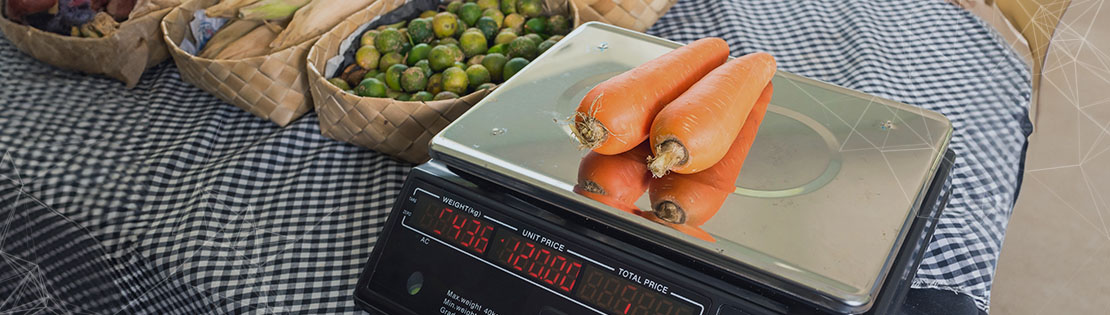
354;23;955;315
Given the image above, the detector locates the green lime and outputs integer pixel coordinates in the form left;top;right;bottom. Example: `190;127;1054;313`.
328;77;351;90
481;9;504;28
476;82;497;91
446;0;463;14
465;64;491;90
467;55;485;67
442;67;469;95
503;13;526;33
362;69;380;81
386;20;407;29
538;40;555;54
453;61;467;69
375;72;386;83
455;19;468;37
459;29;488;57
408;18;435;44
407;43;432;65
355;78;387;97
419;10;437;18
401;67;428;93
413;59;433;77
481;53;508;82
547;35;564;42
432;12;459;38
503;57;528;81
494;31;517;45
427;73;444;94
500;0;515;15
438;37;459;46
474;17;498;42
506;37;538;60
517;0;542;17
434;91;460;100
395;93;412;101
386;89;403;99
458;2;482;26
477;0;499;12
524;17;547;34
522;33;543;46
487;43;505;54
385;64;408;91
400;41;412;55
428;45;456;71
446;44;466;63
355;46;380;70
359;30;378;48
548;15;570;35
412;91;435;101
378;52;404;72
375;29;405;54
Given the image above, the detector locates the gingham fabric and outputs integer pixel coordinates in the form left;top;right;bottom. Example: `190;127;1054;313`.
0;0;1029;314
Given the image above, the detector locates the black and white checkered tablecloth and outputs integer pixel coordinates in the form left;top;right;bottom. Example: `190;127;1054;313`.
0;0;1030;313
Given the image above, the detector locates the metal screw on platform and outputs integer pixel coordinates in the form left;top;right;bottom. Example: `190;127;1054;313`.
880;120;895;130
597;42;609;52
491;128;506;136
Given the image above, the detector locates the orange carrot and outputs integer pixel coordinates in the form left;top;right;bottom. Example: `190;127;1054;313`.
648;84;772;225
573;142;653;214
647;52;776;177
572;38;730;155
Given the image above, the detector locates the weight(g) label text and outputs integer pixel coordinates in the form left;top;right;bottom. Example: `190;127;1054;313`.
443;290;499;315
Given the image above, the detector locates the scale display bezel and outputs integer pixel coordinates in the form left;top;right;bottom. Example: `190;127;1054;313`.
352;163;801;315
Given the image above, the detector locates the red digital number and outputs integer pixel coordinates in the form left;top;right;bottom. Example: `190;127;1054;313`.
559;261;582;291
617;284;637;314
450;214;468;243
471;224;494;254
432;208;454;235
528;249;551;279
512;242;537;272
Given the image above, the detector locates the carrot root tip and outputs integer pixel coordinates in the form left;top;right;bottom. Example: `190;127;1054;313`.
571;114;608;150
647;140;687;178
653;201;686;224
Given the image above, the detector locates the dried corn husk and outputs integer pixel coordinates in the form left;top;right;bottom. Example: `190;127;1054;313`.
214;23;279;59
198;18;261;58
205;0;259;18
237;0;309;21
268;0;373;51
162;0;317;126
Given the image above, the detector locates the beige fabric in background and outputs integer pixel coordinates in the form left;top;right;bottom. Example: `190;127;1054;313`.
951;0;1110;313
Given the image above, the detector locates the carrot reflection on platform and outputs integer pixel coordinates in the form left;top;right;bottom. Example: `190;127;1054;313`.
573;142;654;214
645;83;773;240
